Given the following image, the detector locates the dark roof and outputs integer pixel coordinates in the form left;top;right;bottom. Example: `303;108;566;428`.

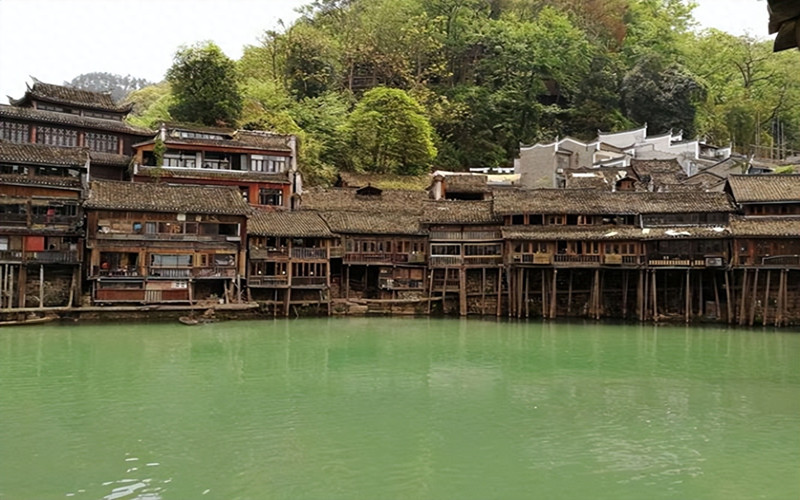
0;141;88;166
631;159;687;186
336;171;430;190
11;80;132;113
493;189;734;215
134;127;294;153
564;167;634;191
726;175;800;203
444;174;489;193
301;187;427;214
249;210;333;237
502;225;730;241
320;211;424;235
421;200;500;224
89;152;131;167
0;104;153;136
729;216;800;237
135;165;290;184
84;181;251;215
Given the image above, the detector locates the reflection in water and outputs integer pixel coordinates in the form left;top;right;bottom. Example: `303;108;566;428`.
0;319;798;500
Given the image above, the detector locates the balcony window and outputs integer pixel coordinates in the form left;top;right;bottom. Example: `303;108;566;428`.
150;254;192;267
259;188;283;206
36;126;77;147
0;164;28;175
85;132;119;153
0;121;29;143
250;155;287;173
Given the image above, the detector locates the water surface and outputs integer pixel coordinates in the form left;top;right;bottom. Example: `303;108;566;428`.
1;318;798;499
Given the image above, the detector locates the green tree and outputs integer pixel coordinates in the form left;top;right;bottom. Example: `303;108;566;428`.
342;87;437;175
166;42;243;126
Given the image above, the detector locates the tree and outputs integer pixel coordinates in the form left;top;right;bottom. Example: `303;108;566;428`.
65;72;152;102
621;55;704;136
166;42;242;126
342;87;436;175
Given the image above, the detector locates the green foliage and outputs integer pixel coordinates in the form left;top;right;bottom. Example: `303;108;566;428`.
65;72;152;102
341;87;436;175
124;82;173;128
166;42;243;126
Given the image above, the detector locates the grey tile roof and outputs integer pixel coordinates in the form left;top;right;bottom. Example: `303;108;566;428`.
421;200;500;224
136;165;290;184
249;210;333;237
301;187;427;214
502;225;731;241
0;104;153;136
89;152;131;167
336;171;431;190
727;174;800;203
320;211;425;235
84;180;252;215
729;216;800;237
0;141;88;166
492;189;734;215
12;81;132;113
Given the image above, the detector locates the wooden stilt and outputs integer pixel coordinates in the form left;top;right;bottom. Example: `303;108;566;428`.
507;267;514;318
622;270;629;319
567;270;573;316
739;269;749;326
442;267;449;315
481;267;486;316
427;269;435;315
459;268;467;317
763;270;771;326
540;269;546;318
38;265;44;309
713;272;721;322
17;264;24;308
698;270;704;319
595;269;601;320
284;287;291;317
775;270;786;327
724;271;733;324
496;268;503;317
749;268;759;326
549;269;558;319
637;269;644;321
345;265;350;299
685;269;691;324
651;270;658;322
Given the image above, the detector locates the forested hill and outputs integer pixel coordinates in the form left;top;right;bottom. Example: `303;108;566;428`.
125;0;800;184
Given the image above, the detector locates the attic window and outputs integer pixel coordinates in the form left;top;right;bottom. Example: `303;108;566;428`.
178;131;226;140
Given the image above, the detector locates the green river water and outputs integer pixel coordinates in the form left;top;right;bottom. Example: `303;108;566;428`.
0;318;798;500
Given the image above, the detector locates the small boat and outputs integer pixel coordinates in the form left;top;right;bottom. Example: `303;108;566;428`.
178;316;200;325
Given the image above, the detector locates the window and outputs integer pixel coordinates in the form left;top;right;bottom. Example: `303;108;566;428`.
547;215;564;225
0;121;29;143
36;126;78;147
150;254;192;267
259;188;283;206
431;244;460;255
0;236;7;251
0;164;28;175
85;132;119;153
250;155;287;173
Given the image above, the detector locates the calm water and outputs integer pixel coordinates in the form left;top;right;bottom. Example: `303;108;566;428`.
0;318;798;500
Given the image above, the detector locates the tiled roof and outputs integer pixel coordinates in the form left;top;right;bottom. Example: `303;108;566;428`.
84;180;251;215
421;200;500;224
301;187;427;214
135;127;294;153
136;165;290;184
0;104;153;136
492;189;734;215
729;216;800;237
502;225;730;241
631;159;687;186
320;211;424;235
89;152;131;167
0;174;82;189
0;141;88;166
249;210;333;237
444;174;489;193
726;174;800;203
336;171;430;190
234;130;294;151
12;81;132;113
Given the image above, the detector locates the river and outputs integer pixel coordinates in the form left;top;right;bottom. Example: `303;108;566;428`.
1;318;798;499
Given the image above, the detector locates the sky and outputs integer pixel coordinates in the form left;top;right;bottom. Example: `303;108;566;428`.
0;0;772;101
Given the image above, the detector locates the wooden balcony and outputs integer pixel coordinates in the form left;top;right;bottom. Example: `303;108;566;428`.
250;247;288;260
463;255;503;266
99;233;232;243
429;255;461;267
344;253;417;264
429;230;502;241
248;275;289;287
553;254;601;266
511;253;553;265
379;278;425;290
0;250;80;264
647;258;707;268
94;266;140;278
291;248;328;260
760;255;800;267
147;266;236;278
329;246;344;258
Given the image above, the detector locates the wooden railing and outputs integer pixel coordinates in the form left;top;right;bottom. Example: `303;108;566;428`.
429;230;502;241
379;278;425;290
147;266;236;278
761;255;800;267
99;233;230;242
647;258;706;267
291;248;328;259
94;266;140;277
329;246;344;258
512;253;553;265
248;275;289;287
463;255;503;266
194;266;236;278
0;250;80;264
344;253;413;264
429;255;461;267
553;254;601;265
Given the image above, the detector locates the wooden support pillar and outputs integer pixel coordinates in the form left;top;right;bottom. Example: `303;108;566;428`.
713;272;721;322
685;269;691;324
459;268;467;317
549;269;558;319
507;267;514;318
481;267;486;316
738;269;749;326
567;270;573;316
427;269;435;315
442;267;449;315
540;268;546;318
698;271;704;319
775;269;786;327
18;264;26;308
345;265;350;299
651;270;658;322
724;270;733;324
749;268;759;326
622;270;629;319
637;269;644;321
496;268;503;317
763;270;771;326
38;265;44;309
284;287;292;317
595;269;602;320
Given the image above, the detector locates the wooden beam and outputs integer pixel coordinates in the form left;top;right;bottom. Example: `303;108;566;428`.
724;270;733;324
685;269;691;324
651;270;658;322
713;272;721;322
763;270;771;326
749;268;759;326
738;269;748;326
549;269;558;319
